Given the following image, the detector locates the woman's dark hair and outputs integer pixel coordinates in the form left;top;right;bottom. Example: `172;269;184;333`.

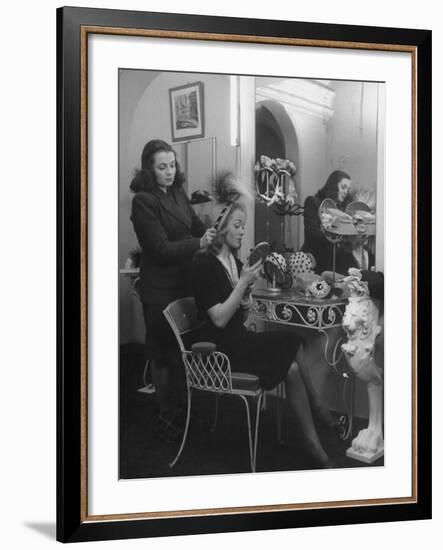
316;170;352;205
129;139;186;193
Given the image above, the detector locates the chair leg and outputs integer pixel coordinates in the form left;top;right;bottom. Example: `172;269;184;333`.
276;382;284;445
210;393;219;433
238;393;264;472
169;386;192;468
253;393;264;472
239;395;254;472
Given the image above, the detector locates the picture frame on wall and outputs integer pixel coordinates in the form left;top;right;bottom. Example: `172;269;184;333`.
57;6;432;543
169;81;205;141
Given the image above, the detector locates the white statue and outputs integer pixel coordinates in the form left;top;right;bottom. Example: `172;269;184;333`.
341;270;384;463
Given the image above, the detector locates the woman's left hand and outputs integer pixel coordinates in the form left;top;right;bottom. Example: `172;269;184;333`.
239;259;262;287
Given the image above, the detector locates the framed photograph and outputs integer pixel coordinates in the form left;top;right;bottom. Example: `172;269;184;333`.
169;81;205;141
57;6;432;543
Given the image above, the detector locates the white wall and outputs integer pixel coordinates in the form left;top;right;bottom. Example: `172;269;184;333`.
290;108;330;248
327;81;380;193
1;2;438;550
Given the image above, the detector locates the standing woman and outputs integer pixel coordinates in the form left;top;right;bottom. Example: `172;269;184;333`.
192;200;334;468
130;139;216;440
302;170;352;274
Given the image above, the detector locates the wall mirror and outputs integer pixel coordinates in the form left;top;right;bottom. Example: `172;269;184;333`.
255;77;383;270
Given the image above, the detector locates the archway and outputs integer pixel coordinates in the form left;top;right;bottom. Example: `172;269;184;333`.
255;100;300;250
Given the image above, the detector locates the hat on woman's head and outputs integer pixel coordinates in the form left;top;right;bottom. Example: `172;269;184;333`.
213;171;253;231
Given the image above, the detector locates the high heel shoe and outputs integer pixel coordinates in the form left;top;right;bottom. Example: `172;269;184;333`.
312;404;342;431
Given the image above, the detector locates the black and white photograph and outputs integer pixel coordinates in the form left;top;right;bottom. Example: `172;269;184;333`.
118;69;385;479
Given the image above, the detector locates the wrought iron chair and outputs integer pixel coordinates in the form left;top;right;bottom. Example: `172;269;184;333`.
163;297;264;472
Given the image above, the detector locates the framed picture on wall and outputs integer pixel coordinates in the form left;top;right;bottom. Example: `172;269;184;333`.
57;6;432;544
169;81;205;141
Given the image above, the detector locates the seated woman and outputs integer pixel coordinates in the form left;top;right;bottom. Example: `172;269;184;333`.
191;200;334;468
302;170;352;274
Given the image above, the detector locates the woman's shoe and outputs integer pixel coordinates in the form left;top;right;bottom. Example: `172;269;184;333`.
312;405;342;431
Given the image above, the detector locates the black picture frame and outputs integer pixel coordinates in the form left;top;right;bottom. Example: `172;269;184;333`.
57;6;432;543
169;81;205;141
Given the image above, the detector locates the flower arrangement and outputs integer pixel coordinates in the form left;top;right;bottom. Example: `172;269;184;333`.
254;155;297;176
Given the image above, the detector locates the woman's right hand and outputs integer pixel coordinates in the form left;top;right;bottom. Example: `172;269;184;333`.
239;259;262;287
200;227;217;248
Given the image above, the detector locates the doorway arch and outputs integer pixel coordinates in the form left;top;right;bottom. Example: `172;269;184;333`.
255;100;300;249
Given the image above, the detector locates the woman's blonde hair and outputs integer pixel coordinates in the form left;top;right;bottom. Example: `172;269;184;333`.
208;201;247;255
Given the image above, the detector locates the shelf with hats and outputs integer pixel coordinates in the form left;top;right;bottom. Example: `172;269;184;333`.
254;155;304;216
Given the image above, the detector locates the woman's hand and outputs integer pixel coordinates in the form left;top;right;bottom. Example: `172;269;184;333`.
239;259;262;287
207;259;262;329
200;227;217;248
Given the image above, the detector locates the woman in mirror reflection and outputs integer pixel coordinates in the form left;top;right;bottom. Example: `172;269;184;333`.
299;170;355;430
130;139;216;442
191;200;335;468
302;169;352;275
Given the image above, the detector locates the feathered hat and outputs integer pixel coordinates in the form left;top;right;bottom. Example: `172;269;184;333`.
212;171;253;231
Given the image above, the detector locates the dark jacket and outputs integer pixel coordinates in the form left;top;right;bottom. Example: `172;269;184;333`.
301;195;336;274
334;247;375;276
131;186;206;305
361;270;384;302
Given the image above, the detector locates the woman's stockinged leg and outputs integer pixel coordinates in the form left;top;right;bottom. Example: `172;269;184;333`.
295;349;322;409
285;361;331;466
152;353;186;411
167;350;188;408
150;360;172;412
296;346;339;429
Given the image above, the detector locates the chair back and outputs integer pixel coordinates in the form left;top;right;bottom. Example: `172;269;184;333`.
163;298;233;392
163;297;202;353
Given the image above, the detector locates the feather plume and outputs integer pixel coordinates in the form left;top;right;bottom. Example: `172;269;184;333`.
214;171;254;204
212;171;254;230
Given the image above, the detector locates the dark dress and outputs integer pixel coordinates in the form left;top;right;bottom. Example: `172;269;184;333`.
192;252;302;390
131;185;206;360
